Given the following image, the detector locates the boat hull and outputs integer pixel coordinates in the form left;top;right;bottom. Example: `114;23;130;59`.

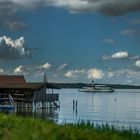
79;87;114;93
0;105;15;111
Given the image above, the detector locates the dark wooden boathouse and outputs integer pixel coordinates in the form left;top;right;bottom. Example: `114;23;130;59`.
0;75;59;109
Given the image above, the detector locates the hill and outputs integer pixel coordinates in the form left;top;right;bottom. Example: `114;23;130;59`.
50;82;140;89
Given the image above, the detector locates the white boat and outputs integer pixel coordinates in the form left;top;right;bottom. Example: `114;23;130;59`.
79;85;114;93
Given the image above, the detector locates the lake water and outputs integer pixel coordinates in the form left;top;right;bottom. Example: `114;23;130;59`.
3;88;140;130
57;88;140;130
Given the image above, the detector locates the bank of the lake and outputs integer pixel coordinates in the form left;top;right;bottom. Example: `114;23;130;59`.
0;114;139;140
2;88;140;130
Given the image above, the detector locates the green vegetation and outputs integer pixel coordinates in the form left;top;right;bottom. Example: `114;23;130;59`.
0;114;139;140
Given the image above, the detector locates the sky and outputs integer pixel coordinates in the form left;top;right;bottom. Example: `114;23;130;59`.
0;0;140;85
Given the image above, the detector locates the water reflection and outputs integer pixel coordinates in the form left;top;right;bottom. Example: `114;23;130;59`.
0;108;59;122
1;88;140;130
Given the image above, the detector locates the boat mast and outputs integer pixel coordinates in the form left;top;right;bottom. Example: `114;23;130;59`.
92;80;94;87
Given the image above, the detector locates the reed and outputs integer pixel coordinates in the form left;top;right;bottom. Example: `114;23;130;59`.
0;114;139;140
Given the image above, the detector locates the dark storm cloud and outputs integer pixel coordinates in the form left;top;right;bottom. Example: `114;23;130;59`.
1;0;140;31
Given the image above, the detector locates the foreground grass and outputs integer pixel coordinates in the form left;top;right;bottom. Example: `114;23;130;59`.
0;114;139;140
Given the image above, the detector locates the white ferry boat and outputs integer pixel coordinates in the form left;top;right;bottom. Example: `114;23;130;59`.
79;81;114;93
79;86;114;92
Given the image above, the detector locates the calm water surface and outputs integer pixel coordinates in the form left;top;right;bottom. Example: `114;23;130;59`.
3;88;140;130
57;88;140;129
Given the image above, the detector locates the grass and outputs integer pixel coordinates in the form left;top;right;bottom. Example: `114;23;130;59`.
0;114;139;140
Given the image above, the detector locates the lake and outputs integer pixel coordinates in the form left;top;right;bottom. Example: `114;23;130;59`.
57;88;140;130
3;88;140;130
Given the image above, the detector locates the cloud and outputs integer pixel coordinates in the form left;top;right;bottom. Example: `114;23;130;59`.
107;71;114;78
121;29;140;36
107;69;140;79
0;68;4;73
6;21;28;32
129;18;140;25
0;36;31;60
1;0;140;32
0;0;46;31
39;63;51;70
14;62;52;76
103;38;115;44
14;65;32;75
64;69;85;79
14;65;23;73
58;63;68;71
103;51;140;61
48;0;140;16
112;51;129;59
129;55;140;60
102;51;129;60
0;0;25;31
64;68;104;80
87;68;104;79
135;60;140;67
33;71;45;78
64;71;75;78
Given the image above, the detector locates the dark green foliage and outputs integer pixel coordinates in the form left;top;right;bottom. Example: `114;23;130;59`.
0;114;139;140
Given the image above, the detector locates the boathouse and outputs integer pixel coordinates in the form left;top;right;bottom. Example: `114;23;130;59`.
0;75;59;108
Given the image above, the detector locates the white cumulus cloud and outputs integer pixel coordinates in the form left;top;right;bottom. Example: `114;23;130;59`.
87;68;104;80
39;63;51;70
0;36;30;60
64;69;85;78
135;60;140;67
102;51;130;60
112;51;129;59
58;63;68;70
14;65;23;73
65;68;104;80
14;62;52;76
64;71;75;78
107;71;114;78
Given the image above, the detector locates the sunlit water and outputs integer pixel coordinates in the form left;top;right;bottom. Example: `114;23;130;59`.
2;88;140;130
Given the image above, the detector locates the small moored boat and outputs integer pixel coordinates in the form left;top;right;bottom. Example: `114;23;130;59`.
0;94;16;111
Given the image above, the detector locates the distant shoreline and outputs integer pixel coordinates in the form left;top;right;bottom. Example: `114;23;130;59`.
50;83;140;89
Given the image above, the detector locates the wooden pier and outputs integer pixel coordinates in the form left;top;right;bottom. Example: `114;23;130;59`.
0;75;60;111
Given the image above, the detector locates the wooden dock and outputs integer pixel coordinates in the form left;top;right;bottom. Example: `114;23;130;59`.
0;75;60;111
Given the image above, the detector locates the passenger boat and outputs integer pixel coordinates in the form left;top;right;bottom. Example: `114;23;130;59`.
79;86;114;92
79;81;114;93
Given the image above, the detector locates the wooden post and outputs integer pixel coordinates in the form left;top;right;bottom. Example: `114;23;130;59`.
73;100;75;111
76;100;78;115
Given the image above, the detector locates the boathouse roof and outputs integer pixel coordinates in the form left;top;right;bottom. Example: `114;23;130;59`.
0;82;47;90
0;75;59;90
0;75;26;84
